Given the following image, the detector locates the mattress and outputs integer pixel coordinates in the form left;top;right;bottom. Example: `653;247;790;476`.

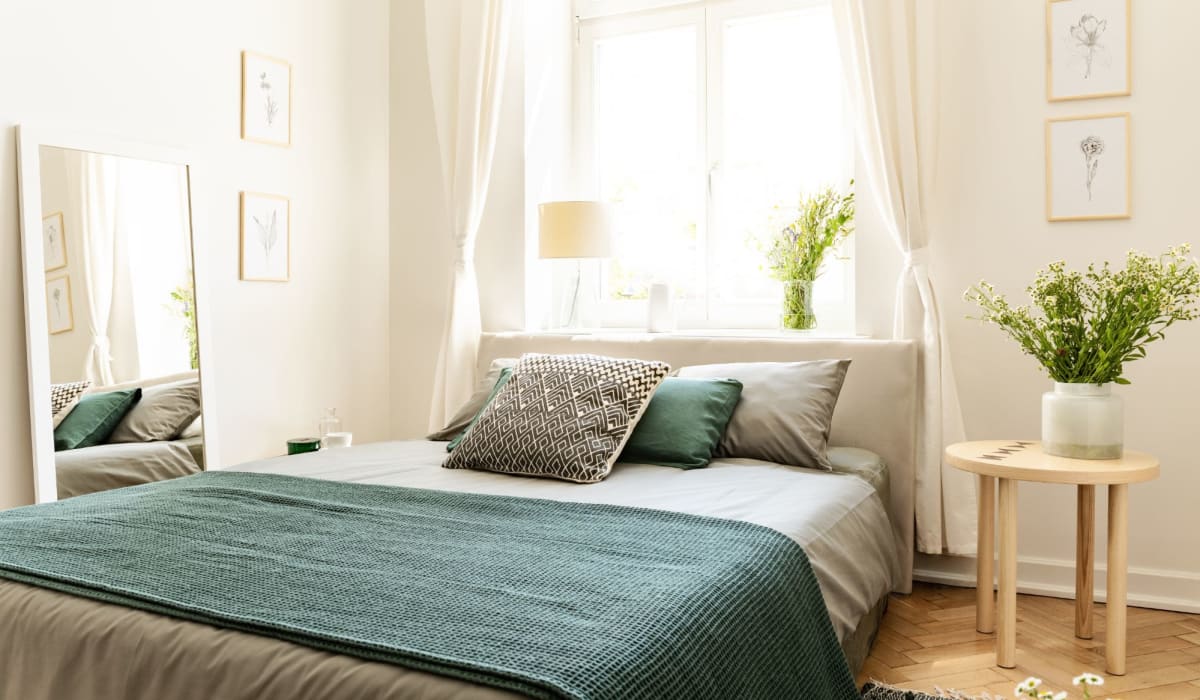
54;439;202;499
0;440;898;700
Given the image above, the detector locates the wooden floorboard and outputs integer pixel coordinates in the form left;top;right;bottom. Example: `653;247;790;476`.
860;582;1200;698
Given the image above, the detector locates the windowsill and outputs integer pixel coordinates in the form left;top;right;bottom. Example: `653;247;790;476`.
507;328;872;340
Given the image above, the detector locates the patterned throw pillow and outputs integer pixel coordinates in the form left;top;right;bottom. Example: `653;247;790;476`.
443;353;671;483
50;380;92;428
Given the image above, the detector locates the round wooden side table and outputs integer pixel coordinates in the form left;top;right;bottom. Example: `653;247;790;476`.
945;440;1159;676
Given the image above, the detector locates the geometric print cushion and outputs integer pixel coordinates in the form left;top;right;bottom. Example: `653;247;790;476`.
50;380;92;428
443;353;670;483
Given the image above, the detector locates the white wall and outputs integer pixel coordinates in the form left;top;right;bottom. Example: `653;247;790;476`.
389;0;452;439
0;0;391;508
920;2;1200;610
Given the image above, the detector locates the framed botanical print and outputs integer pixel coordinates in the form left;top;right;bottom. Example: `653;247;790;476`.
42;211;67;272
1046;113;1130;221
239;191;290;282
1047;0;1131;101
241;51;292;146
46;275;74;335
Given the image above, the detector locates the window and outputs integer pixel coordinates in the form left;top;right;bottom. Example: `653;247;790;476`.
575;0;853;329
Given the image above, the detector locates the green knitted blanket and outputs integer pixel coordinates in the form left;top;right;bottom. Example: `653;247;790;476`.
0;471;857;700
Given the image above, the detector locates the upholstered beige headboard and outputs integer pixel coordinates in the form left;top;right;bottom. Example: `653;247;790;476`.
477;332;918;592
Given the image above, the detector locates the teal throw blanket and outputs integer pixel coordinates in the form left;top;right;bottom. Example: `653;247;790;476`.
0;471;857;699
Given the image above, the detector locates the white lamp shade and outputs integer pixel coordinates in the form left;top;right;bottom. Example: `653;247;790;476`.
538;201;613;259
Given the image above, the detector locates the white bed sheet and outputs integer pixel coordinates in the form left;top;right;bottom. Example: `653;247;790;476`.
236;440;900;642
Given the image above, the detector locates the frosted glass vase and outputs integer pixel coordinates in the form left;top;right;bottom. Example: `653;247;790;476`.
1041;383;1123;460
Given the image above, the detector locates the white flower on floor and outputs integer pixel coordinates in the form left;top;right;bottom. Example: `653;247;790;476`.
1072;673;1104;686
1015;677;1043;695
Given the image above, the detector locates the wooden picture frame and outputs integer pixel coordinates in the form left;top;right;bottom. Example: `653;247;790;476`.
1046;0;1131;102
45;275;74;335
42;211;67;272
239;191;291;282
241;51;292;146
1046;112;1131;222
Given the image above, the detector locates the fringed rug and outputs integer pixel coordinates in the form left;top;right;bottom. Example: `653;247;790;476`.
861;681;996;700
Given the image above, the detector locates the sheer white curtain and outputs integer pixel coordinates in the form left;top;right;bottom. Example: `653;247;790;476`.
427;0;513;429
833;0;975;554
65;151;122;387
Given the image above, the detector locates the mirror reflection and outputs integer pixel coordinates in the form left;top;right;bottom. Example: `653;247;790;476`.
40;145;204;499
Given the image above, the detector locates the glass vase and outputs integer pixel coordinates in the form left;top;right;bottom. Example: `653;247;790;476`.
780;279;817;331
1041;382;1123;459
318;408;342;439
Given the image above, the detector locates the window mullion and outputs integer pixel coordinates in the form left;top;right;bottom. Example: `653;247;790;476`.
701;7;718;324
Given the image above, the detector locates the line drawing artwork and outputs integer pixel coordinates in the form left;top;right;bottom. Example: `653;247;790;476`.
51;286;63;322
1068;14;1109;79
1080;136;1105;201
240;192;289;281
259;71;279;126
253;209;279;263
44;221;59;254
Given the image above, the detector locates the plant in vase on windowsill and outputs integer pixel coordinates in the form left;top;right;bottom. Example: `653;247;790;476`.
965;246;1200;459
765;184;854;331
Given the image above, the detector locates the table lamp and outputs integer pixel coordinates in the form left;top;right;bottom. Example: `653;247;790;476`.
539;201;613;329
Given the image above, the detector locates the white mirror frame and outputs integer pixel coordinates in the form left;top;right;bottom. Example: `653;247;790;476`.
15;125;221;504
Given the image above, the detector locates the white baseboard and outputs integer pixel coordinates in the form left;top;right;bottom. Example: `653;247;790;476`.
914;553;1200;614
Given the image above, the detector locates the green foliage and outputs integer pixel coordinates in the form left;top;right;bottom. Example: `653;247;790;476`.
765;184;855;283
168;279;200;371
781;280;816;330
965;246;1200;384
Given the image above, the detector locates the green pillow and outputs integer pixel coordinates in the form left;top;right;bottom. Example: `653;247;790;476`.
619;377;743;469
447;368;513;452
54;389;142;451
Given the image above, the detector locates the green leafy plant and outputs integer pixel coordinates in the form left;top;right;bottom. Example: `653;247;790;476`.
765;184;854;330
168;278;199;371
766;184;855;283
965;246;1200;385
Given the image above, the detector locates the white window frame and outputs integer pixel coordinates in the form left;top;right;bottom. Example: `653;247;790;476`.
573;0;854;331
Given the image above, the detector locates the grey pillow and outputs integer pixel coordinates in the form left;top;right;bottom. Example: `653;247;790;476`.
107;379;202;443
676;360;850;470
178;415;203;440
426;358;518;441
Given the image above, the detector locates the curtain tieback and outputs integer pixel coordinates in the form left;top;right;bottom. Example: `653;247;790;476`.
91;335;112;356
452;241;476;268
904;247;930;269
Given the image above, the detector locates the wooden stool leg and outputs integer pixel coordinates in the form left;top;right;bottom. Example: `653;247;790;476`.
977;475;996;634
1076;484;1095;639
1107;483;1129;676
997;478;1018;669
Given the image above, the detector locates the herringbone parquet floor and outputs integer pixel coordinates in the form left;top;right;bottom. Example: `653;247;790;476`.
859;582;1200;699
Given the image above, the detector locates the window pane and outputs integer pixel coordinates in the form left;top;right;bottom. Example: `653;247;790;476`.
711;6;851;305
594;26;702;301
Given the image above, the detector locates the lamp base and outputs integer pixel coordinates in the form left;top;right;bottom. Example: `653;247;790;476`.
550;259;600;330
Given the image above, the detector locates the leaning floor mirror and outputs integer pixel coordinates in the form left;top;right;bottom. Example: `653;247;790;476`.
17;127;217;504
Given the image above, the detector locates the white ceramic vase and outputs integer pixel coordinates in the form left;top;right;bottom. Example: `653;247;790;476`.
1041;382;1123;459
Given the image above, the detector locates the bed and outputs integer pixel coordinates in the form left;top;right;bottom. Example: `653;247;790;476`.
55;436;203;498
0;334;916;700
52;370;206;499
